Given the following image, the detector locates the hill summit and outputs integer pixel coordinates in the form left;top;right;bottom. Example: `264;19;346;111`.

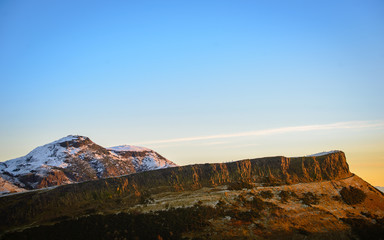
0;135;177;194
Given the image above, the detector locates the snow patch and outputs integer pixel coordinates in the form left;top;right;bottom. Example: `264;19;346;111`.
52;135;82;145
306;150;341;157
70;148;81;155
375;186;384;193
107;145;150;152
290;150;341;158
89;159;105;178
0;136;85;176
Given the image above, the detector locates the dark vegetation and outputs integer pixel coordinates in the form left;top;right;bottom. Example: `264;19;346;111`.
339;186;367;205
300;192;320;206
3;196;279;240
227;181;253;190
259;190;273;199
278;190;298;203
216;193;280;222
3;205;214;240
244;196;280;212
233;194;281;215
341;217;384;240
139;191;154;205
331;195;343;202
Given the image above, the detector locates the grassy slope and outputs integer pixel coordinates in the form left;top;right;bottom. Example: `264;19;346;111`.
2;175;384;239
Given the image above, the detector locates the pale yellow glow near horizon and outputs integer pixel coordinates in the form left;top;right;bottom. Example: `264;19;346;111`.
346;143;384;187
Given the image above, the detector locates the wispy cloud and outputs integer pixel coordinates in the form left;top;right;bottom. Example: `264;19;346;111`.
201;141;229;146
224;143;261;149
136;121;384;145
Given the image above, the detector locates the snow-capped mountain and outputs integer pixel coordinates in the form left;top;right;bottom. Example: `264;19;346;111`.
0;135;177;195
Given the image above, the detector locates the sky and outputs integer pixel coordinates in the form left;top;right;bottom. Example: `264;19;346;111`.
1;0;383;185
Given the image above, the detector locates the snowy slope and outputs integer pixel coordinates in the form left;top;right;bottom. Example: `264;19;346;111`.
107;145;150;152
306;150;341;157
375;186;384;193
0;135;177;194
289;150;341;158
1;136;76;176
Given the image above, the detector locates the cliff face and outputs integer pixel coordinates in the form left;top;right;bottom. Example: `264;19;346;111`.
128;151;351;191
0;151;353;233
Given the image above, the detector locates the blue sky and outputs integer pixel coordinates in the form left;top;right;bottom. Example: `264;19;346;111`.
1;0;384;185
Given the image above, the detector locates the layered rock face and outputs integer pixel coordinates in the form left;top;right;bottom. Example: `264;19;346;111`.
0;135;177;194
129;151;351;191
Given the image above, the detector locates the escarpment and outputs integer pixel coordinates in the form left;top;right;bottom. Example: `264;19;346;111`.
0;151;352;233
129;151;351;191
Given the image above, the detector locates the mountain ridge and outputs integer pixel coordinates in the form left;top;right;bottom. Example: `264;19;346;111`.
0;135;177;194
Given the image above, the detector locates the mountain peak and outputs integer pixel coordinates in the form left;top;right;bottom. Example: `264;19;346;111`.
52;135;91;147
50;135;87;143
0;135;177;194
